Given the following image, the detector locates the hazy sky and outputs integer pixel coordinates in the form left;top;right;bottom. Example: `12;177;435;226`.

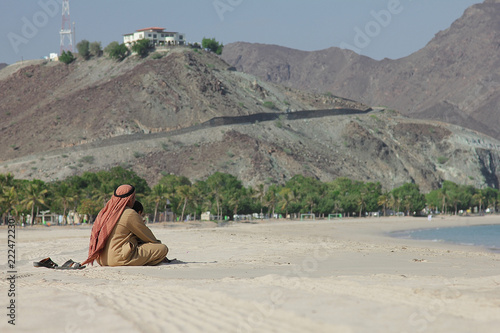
1;0;481;64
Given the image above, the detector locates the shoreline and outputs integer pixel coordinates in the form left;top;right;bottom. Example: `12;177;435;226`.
1;215;499;332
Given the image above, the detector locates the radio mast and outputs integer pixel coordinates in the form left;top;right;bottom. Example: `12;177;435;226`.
60;0;73;54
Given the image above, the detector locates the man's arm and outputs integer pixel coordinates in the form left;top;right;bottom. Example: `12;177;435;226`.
123;209;161;243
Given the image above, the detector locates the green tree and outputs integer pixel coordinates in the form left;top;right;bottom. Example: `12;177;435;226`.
51;182;78;221
105;41;128;60
20;181;48;225
176;184;192;222
264;185;279;218
76;39;90;59
356;190;367;217
92;183;114;207
0;173;18;220
0;186;19;219
227;187;247;217
425;189;441;213
148;184;168;223
96;167;150;196
304;193;319;215
189;183;204;220
278;187;295;218
0;173;15;188
328;178;363;217
378;193;390;216
482;187;499;212
59;50;75;64
363;182;383;213
78;198;102;223
472;191;486;214
159;174;191;193
284;175;328;215
89;41;102;57
436;181;475;215
131;39;151;57
252;184;266;215
205;172;242;220
202;37;223;55
391;183;425;216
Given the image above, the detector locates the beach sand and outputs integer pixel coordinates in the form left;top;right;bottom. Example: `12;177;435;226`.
1;215;500;333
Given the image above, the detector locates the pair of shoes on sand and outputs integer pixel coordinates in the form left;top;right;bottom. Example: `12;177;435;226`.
33;257;85;270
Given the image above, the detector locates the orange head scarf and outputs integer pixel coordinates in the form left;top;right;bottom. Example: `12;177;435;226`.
82;184;136;265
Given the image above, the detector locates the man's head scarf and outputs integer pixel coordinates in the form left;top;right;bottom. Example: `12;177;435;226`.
82;184;135;265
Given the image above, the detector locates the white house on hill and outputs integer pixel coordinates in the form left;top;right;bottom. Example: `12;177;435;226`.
123;27;186;47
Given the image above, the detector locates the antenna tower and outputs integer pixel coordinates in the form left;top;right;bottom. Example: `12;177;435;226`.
60;0;73;54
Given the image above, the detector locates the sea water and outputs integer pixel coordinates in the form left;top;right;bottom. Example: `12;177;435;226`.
391;224;500;252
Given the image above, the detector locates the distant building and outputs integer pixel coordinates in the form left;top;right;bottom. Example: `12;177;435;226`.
123;27;186;47
201;211;212;221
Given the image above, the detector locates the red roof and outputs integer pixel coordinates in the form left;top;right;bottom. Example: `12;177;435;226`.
136;27;165;32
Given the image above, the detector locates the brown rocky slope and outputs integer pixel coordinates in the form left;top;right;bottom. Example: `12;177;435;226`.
0;48;363;161
221;0;500;142
0;48;499;192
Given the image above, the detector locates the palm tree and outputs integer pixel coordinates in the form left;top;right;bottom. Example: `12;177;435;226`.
438;190;448;215
20;182;48;225
278;188;294;219
0;173;15;188
378;193;389;217
332;198;342;217
0;186;20;220
53;183;78;222
189;184;204;221
264;186;278;218
207;183;223;221
149;184;167;223
252;184;266;216
404;195;413;216
92;183;114;207
176;184;192;222
472;191;486;214
387;192;398;215
227;193;240;217
304;194;317;216
0;173;16;223
215;189;224;220
357;190;367;217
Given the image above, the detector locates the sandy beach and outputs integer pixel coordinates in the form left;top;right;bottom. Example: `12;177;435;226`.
1;215;500;333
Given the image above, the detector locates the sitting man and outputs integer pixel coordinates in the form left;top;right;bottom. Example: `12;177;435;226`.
82;184;169;266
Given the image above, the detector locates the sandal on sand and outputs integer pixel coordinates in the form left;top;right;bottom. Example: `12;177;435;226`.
55;259;86;270
33;257;58;269
163;257;177;264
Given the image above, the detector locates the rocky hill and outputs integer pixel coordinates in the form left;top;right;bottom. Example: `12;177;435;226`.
0;48;364;161
1;47;499;192
221;0;500;142
0;63;7;71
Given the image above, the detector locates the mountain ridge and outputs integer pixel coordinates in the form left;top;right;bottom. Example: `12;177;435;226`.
221;0;500;141
0;46;499;191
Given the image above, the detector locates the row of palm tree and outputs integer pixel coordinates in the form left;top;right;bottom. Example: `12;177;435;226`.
425;180;499;215
1;169;499;225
